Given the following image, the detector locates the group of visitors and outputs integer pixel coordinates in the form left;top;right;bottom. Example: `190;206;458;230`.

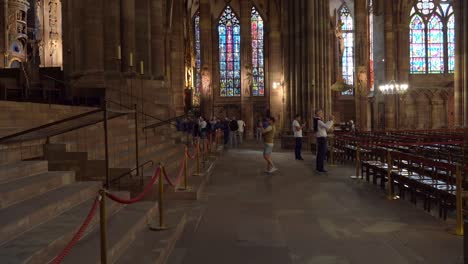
177;116;246;148
261;109;334;174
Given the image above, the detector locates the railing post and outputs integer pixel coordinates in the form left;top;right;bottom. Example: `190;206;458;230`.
99;190;108;264
456;165;464;236
350;144;361;179
386;151;397;200
134;104;141;186
184;148;188;190
103;101;110;189
196;141;200;175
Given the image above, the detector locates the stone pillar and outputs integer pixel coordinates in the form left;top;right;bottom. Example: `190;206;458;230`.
463;0;468;126
121;0;136;72
354;0;369;131
135;0;151;77
169;0;185;115
240;0;253;138
199;0;213;118
269;0;284;130
0;0;7;68
103;0;121;72
383;0;395;129
83;0;104;73
151;0;165;79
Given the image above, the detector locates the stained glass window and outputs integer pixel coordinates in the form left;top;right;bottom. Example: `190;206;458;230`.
251;7;264;96
409;0;455;74
218;6;241;97
339;5;354;95
447;14;455;73
369;0;374;91
427;15;444;73
194;13;201;94
410;15;426;73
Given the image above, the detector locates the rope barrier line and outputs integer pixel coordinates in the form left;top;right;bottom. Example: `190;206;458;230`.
51;195;101;264
106;167;161;204
162;154;187;187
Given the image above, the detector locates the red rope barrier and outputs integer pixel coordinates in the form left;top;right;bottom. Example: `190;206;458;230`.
163;154;186;187
51;195;100;264
106;167;161;204
186;146;197;160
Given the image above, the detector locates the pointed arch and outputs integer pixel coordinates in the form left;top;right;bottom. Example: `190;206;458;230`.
218;5;241;97
251;6;264;96
338;4;354;95
409;0;455;74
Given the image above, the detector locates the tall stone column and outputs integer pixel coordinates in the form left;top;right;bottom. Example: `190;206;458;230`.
269;0;284;130
383;0;395;129
103;0;121;72
151;0;165;79
84;0;104;73
169;0;185;115
354;0;370;131
0;0;7;68
199;0;213;118
240;0;253;138
464;0;468;126
135;0;151;77
121;0;136;72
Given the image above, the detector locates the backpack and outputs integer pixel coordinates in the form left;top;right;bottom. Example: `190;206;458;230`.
229;120;239;131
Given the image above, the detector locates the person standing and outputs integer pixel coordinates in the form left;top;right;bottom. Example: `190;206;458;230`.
222;118;230;145
292;114;306;160
237;118;246;145
313;109;334;173
229;117;239;148
261;117;277;173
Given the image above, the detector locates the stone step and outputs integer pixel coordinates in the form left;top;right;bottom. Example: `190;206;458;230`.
0;160;48;184
0;191;129;264
115;204;187;264
62;201;157;264
0;182;101;245
0;171;75;209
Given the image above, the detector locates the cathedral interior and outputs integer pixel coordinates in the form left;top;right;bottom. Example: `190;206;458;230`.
0;0;467;263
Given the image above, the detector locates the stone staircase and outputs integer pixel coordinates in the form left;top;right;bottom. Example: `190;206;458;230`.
0;158;188;264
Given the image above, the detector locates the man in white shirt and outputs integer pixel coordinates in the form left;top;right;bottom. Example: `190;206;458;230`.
292;114;306;160
313;109;334;172
237;119;246;145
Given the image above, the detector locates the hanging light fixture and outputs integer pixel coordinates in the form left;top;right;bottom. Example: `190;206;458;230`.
378;80;409;95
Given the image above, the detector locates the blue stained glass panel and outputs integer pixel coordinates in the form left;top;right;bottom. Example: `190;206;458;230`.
251;7;265;96
410;15;426;74
194;14;202;94
447;14;455;73
339;5;354;95
427;15;444;73
218;6;241;97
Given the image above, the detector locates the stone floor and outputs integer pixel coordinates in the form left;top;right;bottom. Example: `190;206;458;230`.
167;141;463;264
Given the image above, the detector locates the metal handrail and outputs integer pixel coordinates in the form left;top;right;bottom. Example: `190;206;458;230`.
0;109;103;144
41;74;66;85
144;114;186;130
111;160;154;186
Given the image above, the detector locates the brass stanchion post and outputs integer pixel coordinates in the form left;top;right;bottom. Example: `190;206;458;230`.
196;141;200;175
350;145;361;179
386;151;398;200
99;190;108;264
455;165;464;236
150;164;168;231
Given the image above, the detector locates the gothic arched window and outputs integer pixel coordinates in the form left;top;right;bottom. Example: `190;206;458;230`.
339;5;354;95
218;6;241;97
409;0;455;74
251;7;264;96
194;13;201;94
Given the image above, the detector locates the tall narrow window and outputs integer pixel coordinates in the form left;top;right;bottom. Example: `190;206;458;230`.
218;6;241;97
409;0;455;74
369;0;374;91
194;13;201;94
447;13;455;73
410;15;427;73
339;5;354;95
251;7;264;96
